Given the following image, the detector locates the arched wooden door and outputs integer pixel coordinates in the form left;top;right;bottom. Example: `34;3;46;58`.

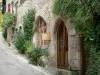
57;21;68;69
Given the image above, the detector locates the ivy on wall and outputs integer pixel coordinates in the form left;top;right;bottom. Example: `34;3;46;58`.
53;0;100;75
23;9;35;41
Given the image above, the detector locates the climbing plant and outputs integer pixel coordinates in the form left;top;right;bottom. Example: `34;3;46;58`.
23;9;35;42
53;0;100;75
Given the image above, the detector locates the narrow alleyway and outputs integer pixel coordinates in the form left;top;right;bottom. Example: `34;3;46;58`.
0;32;47;75
0;32;71;75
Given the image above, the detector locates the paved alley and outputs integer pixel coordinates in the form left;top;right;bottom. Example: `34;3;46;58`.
0;32;47;75
0;32;71;75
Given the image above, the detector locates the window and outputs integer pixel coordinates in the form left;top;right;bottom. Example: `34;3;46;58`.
36;16;48;49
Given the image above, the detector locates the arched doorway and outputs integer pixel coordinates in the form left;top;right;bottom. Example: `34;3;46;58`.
57;20;68;69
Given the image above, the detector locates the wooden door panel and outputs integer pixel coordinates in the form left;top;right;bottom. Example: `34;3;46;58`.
65;52;68;67
60;52;64;66
57;21;68;69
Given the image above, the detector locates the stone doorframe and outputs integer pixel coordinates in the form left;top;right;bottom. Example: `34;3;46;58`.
52;16;82;72
53;17;70;69
56;19;68;69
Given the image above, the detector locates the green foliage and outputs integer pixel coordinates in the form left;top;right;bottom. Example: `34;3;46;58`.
14;30;26;54
29;47;42;65
26;44;48;67
2;22;7;40
3;13;14;28
25;42;34;58
23;9;35;41
53;0;95;32
2;13;14;40
86;47;100;75
25;41;33;53
53;0;100;15
0;12;4;31
53;0;100;75
2;28;7;40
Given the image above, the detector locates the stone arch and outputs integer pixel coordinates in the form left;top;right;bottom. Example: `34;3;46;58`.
52;17;82;71
53;17;76;35
53;18;69;69
33;15;48;49
35;16;47;31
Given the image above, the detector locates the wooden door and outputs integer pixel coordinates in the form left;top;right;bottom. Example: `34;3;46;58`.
57;21;68;69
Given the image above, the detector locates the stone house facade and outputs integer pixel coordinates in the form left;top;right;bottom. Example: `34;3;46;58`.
7;0;83;74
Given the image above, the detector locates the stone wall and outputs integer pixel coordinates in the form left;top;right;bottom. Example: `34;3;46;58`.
32;0;56;67
7;27;13;43
16;0;32;29
14;0;82;73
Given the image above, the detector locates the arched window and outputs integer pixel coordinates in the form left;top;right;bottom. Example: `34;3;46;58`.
35;16;48;49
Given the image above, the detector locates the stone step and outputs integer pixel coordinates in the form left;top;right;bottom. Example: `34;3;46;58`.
57;70;80;75
44;67;72;75
71;71;79;75
57;71;72;75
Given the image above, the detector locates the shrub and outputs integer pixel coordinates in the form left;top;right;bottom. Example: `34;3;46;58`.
23;9;35;41
29;47;42;65
2;28;7;40
86;47;100;75
4;13;14;28
25;42;34;58
26;44;48;67
0;12;4;32
14;30;26;54
2;13;14;40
